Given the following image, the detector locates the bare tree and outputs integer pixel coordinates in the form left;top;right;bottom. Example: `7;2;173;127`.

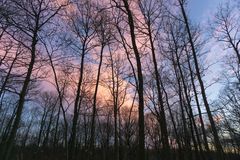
0;0;67;159
178;0;225;159
112;1;146;160
89;5;113;160
137;1;171;159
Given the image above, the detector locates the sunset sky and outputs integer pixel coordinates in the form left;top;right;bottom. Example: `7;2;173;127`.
1;1;239;160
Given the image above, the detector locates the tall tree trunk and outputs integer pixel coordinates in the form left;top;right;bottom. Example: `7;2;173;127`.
69;41;86;160
0;107;10;137
47;44;68;160
178;1;225;159
53;105;61;148
109;48;119;160
21;117;33;147
1;31;37;160
160;78;183;160
172;42;204;160
122;1;145;160
118;106;123;160
147;21;170;160
174;60;191;159
171;44;201;159
0;100;17;143
37;109;48;147
89;44;105;160
42;104;56;148
186;50;210;155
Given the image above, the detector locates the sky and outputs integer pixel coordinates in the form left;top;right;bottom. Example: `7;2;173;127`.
188;0;227;101
188;0;226;23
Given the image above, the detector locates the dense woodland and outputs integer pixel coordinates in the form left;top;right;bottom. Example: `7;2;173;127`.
0;0;239;160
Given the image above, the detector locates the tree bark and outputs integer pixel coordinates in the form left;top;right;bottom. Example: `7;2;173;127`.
89;44;105;160
147;20;170;160
122;1;145;160
1;30;37;160
178;1;225;159
69;41;86;160
186;49;210;155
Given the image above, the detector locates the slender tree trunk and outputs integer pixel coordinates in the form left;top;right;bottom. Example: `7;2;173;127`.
21;117;33;147
174;61;191;159
1;31;37;160
147;21;170;160
89;45;105;160
160;78;183;160
0;106;17;144
69;42;86;160
47;45;68;160
122;1;145;160
171;46;202;159
109;48;119;160
0;51;19;98
42;105;56;148
178;1;225;159
53;105;61;148
118;106;123;160
186;50;210;155
38;109;48;147
172;43;205;160
0;107;10;137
